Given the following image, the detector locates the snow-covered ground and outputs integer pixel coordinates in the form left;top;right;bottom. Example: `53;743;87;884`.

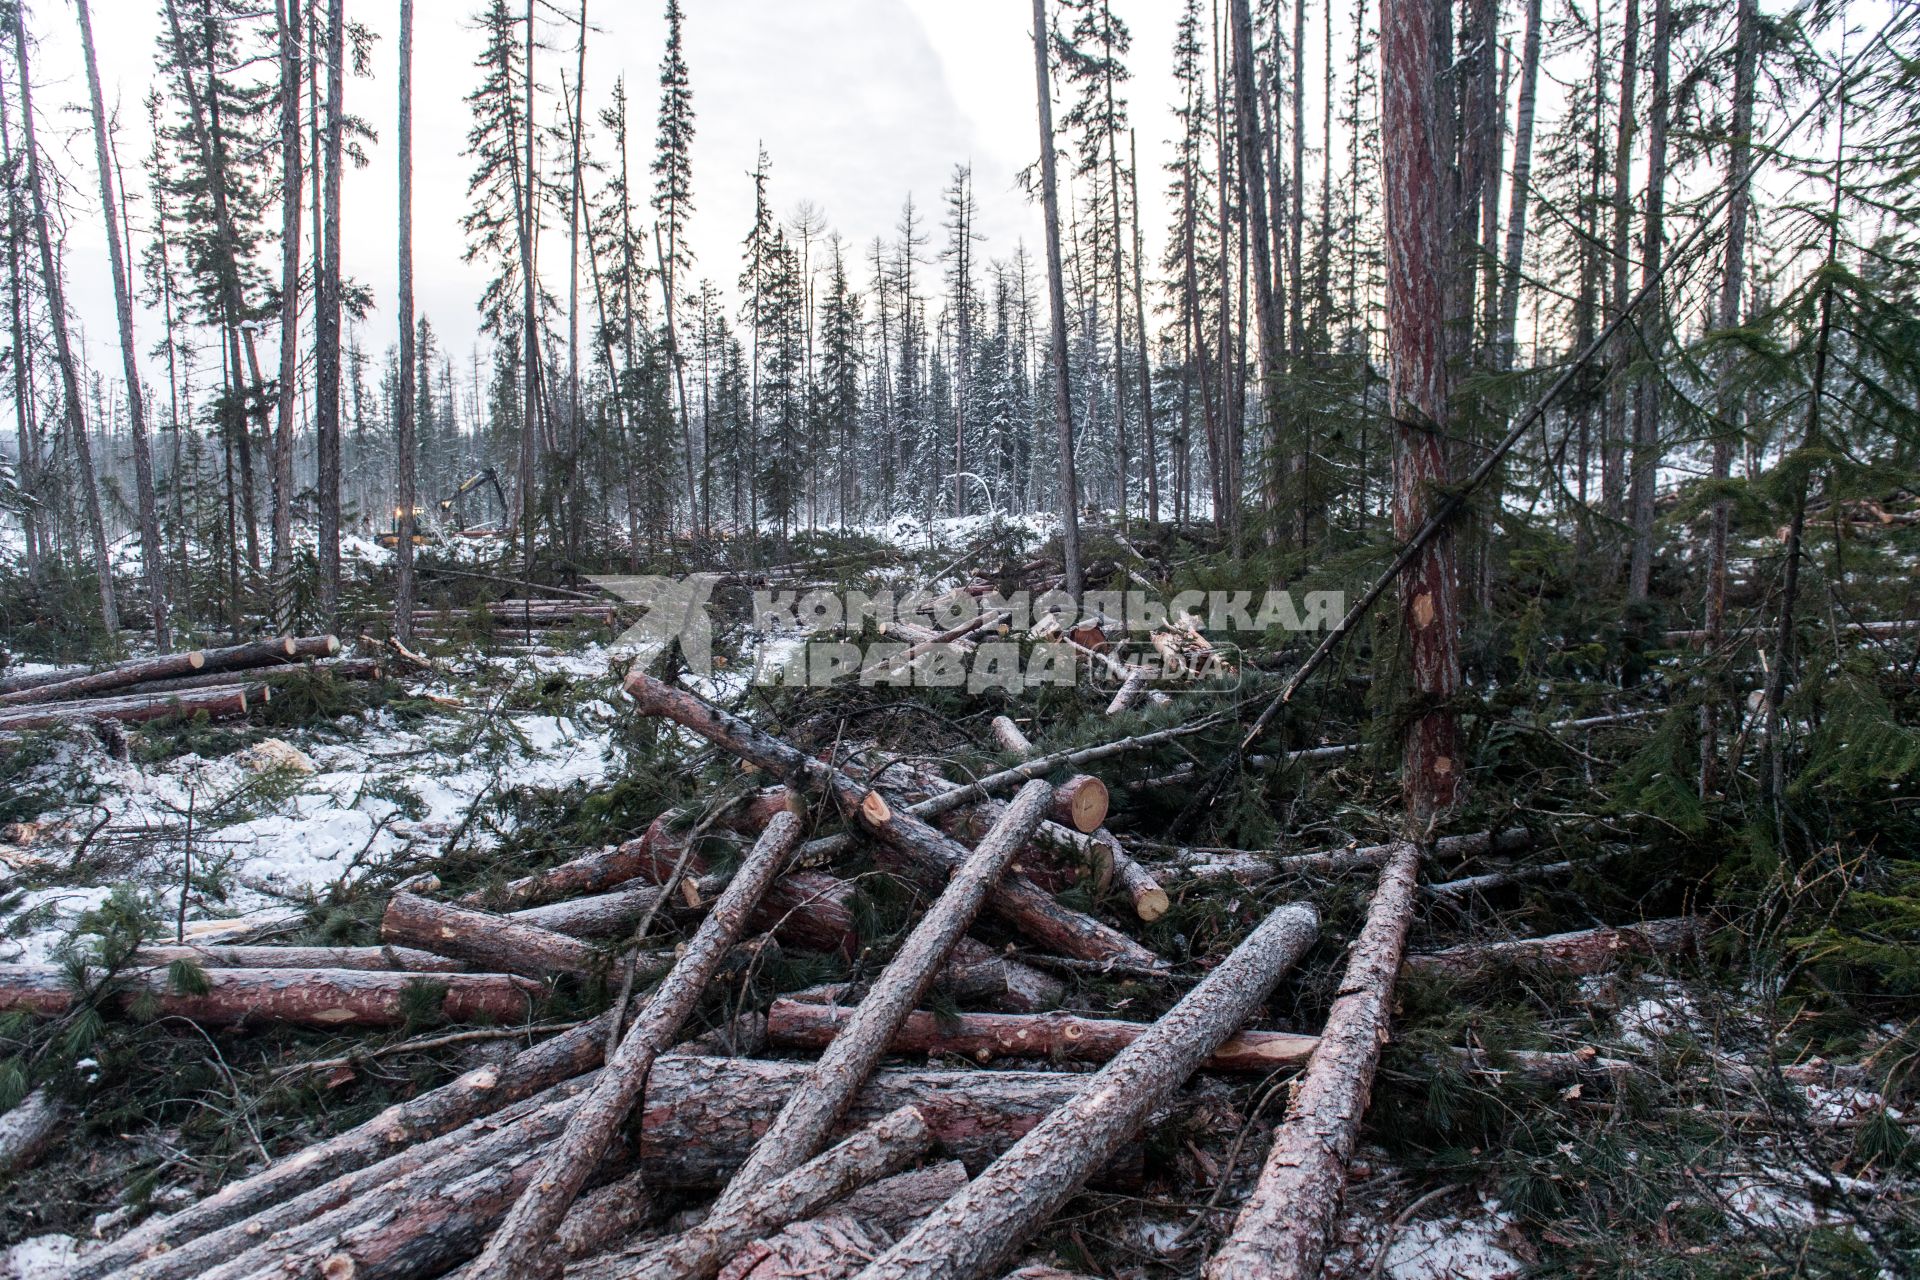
1;645;625;964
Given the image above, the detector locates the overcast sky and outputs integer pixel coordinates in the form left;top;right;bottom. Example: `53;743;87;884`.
28;0;1197;384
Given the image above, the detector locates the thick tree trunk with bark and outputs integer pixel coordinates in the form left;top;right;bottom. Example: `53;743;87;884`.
626;674;1160;969
1032;0;1082;598
268;0;301;608
395;0;418;640
0;636;338;706
1627;0;1669;599
715;1164;970;1280
620;1107;933;1280
0;964;540;1028
854;900;1319;1280
470;812;807;1278
713;783;1055;1216
1203;841;1422;1279
1380;0;1463;826
382;892;607;979
766;999;1317;1072
0;684;265;732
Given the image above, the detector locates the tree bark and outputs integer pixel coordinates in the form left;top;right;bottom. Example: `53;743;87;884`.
1203;841;1421;1280
766;999;1316;1072
74;1015;626;1280
712;783;1056;1217
990;716;1034;756
469;812;808;1278
0;964;541;1028
0;684;265;732
313;0;346;620
135;943;469;972
1601;0;1640;531
618;1107;933;1280
1405;916;1702;978
120;657;382;699
0;635;337;707
395;0;418;641
460;836;670;912
854;900;1320;1280
383;892;608;979
715;1164;970;1280
1227;0;1284;551
626;674;1160;969
75;0;168;649
1380;0;1462;826
1626;0;1669;599
1032;0;1083;599
0;1086;63;1175
268;0;302;612
9;3;117;635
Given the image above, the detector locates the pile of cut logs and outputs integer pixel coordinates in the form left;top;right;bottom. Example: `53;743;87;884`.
0;635;368;736
8;672;1704;1280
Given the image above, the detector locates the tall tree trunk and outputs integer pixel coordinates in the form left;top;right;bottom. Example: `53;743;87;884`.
1701;0;1758;794
1494;0;1540;372
566;0;586;566
76;0;168;649
1127;129;1158;524
1102;7;1130;529
0;73;39;582
10;5;117;637
1229;0;1282;556
518;0;540;592
1627;0;1668;600
271;0;302;616
1601;0;1640;536
395;0;417;640
1033;0;1083;598
316;0;346;623
1380;0;1462;826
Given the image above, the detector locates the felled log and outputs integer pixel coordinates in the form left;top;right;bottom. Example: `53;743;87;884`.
508;884;673;939
119;657;383;698
1664;618;1919;647
1103;665;1154;714
193;1083;609;1280
112;1078;600;1280
0;1086;64;1175
0;634;337;707
1121;743;1362;792
1147;827;1533;883
382;892;605;979
625;674;1161;970
0;964;539;1028
1406;917;1703;977
1421;860;1574;897
989;716;1034;756
937;940;1066;1013
0;682;266;732
712;783;1057;1217
1203;841;1423;1280
73;1014;625;1280
715;1164;970;1280
766;1000;1318;1072
855;900;1321;1280
471;811;808;1278
611;811;861;960
617;1106;933;1280
135;943;469;972
1048;774;1109;833
459;838;669;912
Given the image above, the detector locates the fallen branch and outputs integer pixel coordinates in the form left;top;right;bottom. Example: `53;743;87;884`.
765;999;1318;1072
855;899;1320;1280
1203;841;1422;1280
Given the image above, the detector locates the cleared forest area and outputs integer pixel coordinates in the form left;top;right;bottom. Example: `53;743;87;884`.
0;0;1917;1277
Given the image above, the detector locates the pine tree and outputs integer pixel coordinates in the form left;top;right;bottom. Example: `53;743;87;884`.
818;236;863;527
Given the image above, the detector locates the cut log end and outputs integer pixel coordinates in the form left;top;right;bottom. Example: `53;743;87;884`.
1133;886;1171;923
1052;775;1109;833
860;790;894;824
